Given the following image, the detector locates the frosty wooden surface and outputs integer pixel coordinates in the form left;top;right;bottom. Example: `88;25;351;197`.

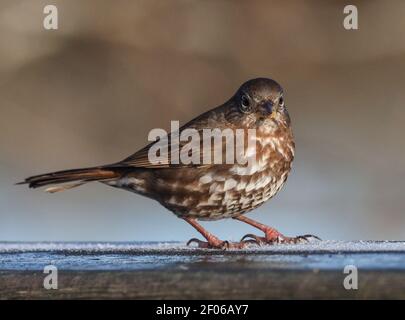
1;241;405;299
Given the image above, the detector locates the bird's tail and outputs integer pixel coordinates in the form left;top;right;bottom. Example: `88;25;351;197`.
17;166;120;193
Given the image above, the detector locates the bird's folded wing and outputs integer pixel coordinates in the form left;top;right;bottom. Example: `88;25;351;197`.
111;108;250;169
115;129;221;169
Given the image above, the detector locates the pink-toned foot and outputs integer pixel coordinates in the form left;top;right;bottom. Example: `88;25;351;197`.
234;215;320;246
184;217;248;250
187;237;247;249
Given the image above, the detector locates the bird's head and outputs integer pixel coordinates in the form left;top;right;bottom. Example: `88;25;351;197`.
229;78;290;129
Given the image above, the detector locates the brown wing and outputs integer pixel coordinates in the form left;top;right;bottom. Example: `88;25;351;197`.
120;141;171;169
116;129;222;169
113;106;241;169
119;130;201;169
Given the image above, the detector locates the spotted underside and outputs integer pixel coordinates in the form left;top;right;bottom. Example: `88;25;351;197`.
105;119;295;221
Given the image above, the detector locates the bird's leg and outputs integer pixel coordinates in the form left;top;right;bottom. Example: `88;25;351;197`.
233;215;320;245
184;217;247;249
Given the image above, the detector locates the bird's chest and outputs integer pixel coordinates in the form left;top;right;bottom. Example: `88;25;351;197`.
179;131;294;219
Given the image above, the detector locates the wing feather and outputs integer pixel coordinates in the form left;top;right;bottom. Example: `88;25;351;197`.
114;106;240;169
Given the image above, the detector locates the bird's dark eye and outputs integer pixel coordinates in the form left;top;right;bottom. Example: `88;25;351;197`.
240;94;252;113
279;96;284;106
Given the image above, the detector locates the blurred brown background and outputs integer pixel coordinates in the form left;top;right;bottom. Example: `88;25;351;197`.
1;0;405;241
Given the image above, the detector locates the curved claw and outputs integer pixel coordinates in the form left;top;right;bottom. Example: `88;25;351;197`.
240;234;257;242
187;238;209;248
240;233;266;245
301;234;322;241
294;234;322;243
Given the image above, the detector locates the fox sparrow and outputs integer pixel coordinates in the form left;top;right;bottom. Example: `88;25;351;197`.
19;78;319;249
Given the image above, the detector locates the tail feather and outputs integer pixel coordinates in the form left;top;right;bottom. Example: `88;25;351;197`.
18;166;120;190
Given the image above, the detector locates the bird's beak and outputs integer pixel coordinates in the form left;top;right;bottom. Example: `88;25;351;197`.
263;101;277;119
270;108;278;119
